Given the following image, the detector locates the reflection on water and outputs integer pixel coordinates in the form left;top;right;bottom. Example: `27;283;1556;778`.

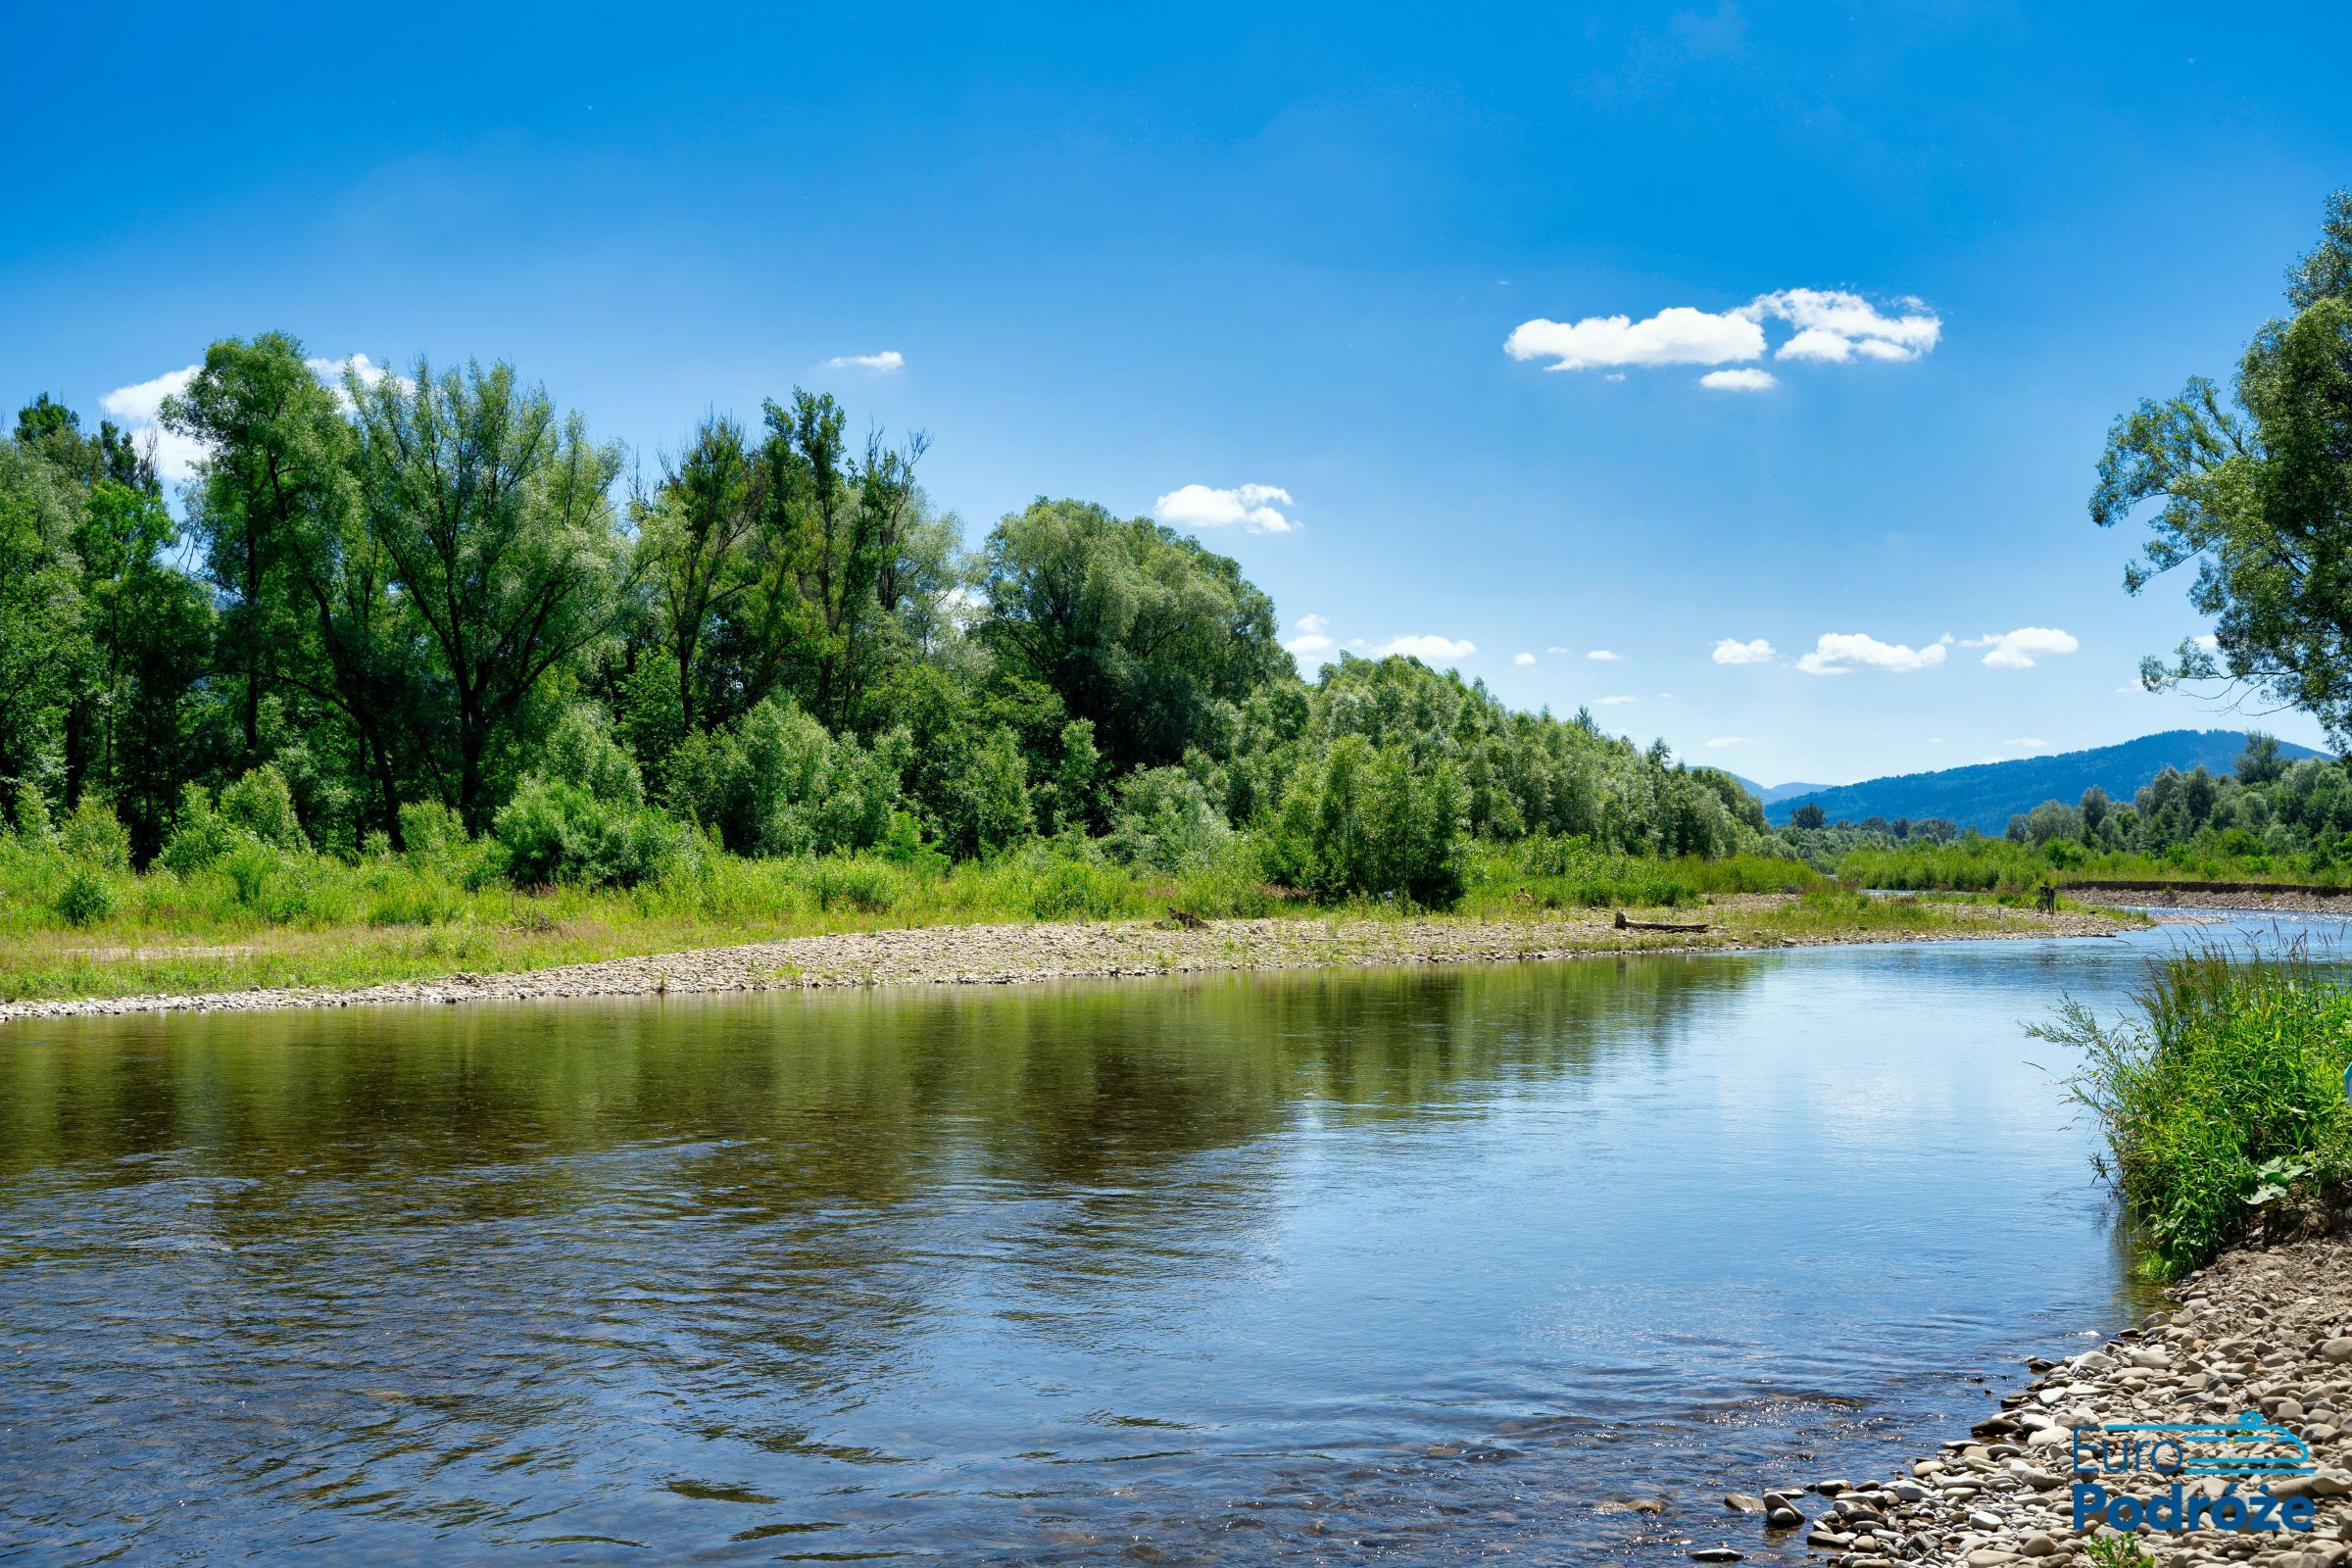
5;919;2308;1565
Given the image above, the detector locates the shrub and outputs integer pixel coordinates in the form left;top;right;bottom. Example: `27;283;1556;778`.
1260;736;1467;907
2044;947;2352;1278
11;781;54;846
493;777;686;889
54;865;116;927
667;697;901;856
159;783;240;873
60;796;131;869
1106;766;1232;872
219;765;310;851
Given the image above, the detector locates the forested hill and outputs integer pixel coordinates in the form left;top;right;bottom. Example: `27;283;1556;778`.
1765;730;2329;833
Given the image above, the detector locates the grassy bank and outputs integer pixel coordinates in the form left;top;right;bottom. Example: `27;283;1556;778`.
0;829;1835;1004
1839;835;2352;893
2044;947;2352;1278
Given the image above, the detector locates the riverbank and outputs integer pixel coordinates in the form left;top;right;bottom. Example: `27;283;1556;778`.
1770;1228;2352;1568
2097;885;2352;915
0;892;2136;1023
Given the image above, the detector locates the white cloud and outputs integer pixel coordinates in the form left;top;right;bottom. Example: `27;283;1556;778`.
823;350;905;372
1740;289;1942;364
1705;735;1755;748
1960;626;2080;670
1507;287;1940;384
1154;482;1298;533
1513;651;1536;666
1585;648;1622;662
1286;632;1334;655
1927;737;1945;745
1505;306;1764;371
1795;632;1951;675
1594;694;1637;706
1295;612;1328;633
99;366;206;481
2005;738;2048;750
2193;633;2220;652
1712;637;1776;665
1375;634;1476;663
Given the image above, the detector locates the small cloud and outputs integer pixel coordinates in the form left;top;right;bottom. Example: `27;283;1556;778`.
1295;612;1328;633
1154;482;1298;533
1926;737;1945;745
1594;694;1637;706
1286;632;1335;655
2193;633;2220;652
1960;626;2080;670
2005;737;2048;750
1375;634;1476;663
1513;651;1536;666
1742;289;1941;364
1712;637;1776;665
1795;632;1950;676
823;350;905;372
1699;368;1777;392
1505;305;1764;371
1705;735;1755;748
1585;648;1622;662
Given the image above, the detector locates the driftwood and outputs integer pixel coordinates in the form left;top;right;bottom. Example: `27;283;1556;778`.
1167;907;1208;930
1613;910;1709;934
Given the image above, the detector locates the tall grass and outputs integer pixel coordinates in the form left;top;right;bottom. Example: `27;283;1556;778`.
2040;944;2352;1278
1457;838;1819;915
1843;836;2352;893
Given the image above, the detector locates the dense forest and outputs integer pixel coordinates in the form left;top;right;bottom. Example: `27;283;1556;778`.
0;335;1773;917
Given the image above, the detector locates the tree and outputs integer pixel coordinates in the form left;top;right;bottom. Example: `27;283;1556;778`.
0;440;86;802
2093;193;2352;748
349;360;630;825
1789;803;1827;831
979;498;1286;774
2235;731;2286;785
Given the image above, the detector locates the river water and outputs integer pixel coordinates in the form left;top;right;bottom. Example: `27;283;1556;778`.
3;912;2339;1566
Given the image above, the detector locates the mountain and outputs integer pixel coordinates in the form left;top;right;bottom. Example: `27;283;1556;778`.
1764;729;2329;834
1722;773;1834;807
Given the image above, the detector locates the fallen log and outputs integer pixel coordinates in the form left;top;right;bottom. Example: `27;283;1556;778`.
1613;910;1709;934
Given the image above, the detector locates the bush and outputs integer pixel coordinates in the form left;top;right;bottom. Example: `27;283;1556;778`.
808;856;904;913
159;783;240;873
2044;948;2352;1278
493;776;687;889
54;865;116;927
11;781;54;846
60;796;130;869
667;697;901;857
1260;736;1467;907
1105;766;1231;872
219;765;310;851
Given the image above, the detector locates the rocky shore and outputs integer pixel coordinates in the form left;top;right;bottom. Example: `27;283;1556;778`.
1727;1230;2352;1568
0;895;2132;1024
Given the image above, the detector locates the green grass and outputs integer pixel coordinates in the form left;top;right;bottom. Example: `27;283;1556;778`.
1839;836;2352;893
2038;945;2352;1279
0;829;2080;1006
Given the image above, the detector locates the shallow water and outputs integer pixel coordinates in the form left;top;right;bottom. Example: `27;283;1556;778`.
3;912;2341;1566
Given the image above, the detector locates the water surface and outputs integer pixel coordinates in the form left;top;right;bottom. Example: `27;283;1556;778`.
4;914;2332;1565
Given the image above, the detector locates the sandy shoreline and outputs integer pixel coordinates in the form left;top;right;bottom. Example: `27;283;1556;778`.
0;896;2132;1025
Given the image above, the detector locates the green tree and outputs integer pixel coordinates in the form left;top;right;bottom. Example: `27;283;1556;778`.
979;498;1286;774
0;440;87;801
349;360;630;824
2094;193;2352;747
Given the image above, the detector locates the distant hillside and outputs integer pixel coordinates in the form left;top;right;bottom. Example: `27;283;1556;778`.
1722;773;1833;807
1765;730;2329;834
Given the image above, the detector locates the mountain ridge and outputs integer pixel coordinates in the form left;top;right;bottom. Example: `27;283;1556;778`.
1757;729;2329;834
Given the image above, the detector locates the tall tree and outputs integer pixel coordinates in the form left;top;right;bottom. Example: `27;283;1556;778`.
0;440;87;805
2094;191;2352;748
167;334;353;763
350;360;629;824
978;498;1286;773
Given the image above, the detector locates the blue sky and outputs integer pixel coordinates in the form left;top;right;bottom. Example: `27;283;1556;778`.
7;3;2349;785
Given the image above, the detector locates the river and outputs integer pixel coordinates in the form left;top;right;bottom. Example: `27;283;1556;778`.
2;912;2337;1565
